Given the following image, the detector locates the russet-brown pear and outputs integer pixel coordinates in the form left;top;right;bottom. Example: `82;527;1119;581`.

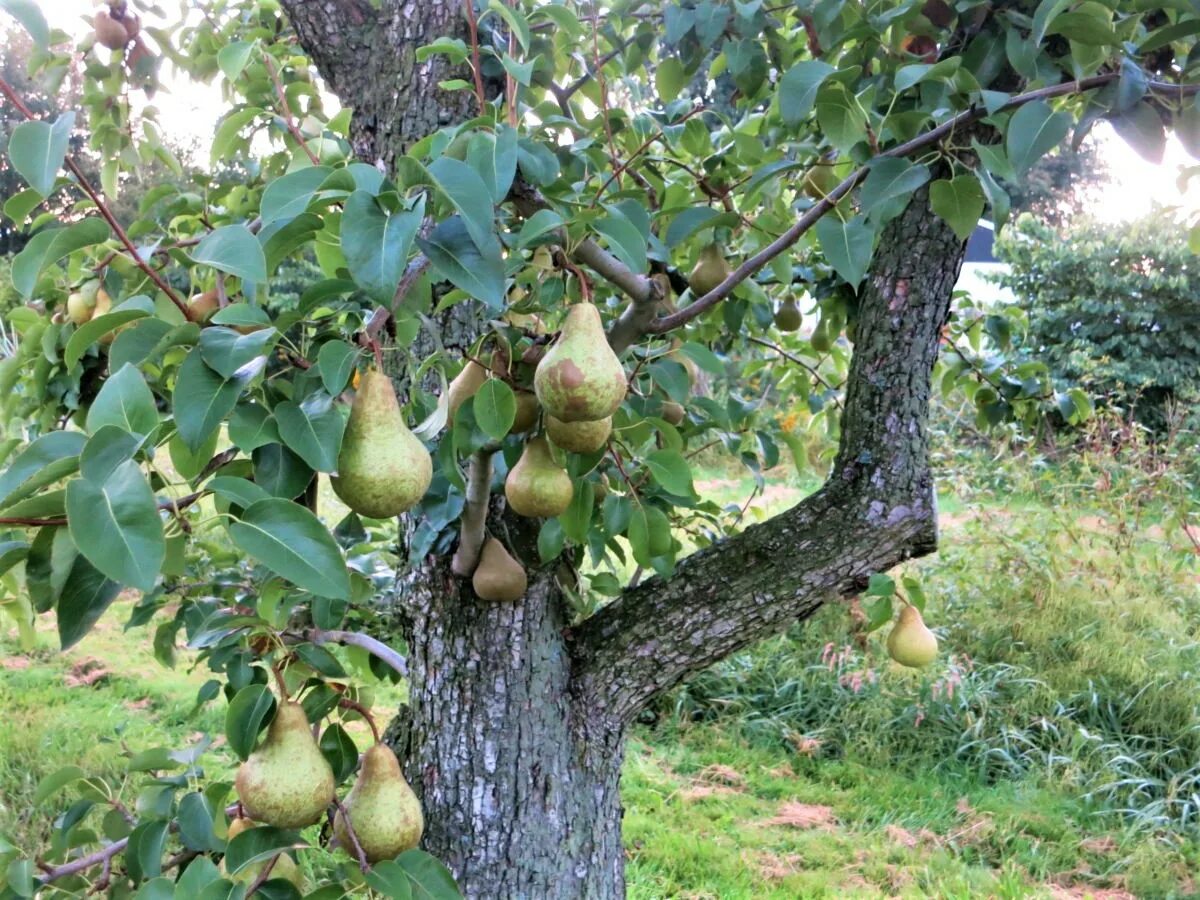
472;537;527;602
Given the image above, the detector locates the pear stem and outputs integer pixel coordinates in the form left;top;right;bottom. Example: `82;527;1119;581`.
271;665;290;700
330;799;371;873
338;697;381;743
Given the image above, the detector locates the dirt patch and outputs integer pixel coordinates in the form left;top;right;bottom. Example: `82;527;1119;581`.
1047;887;1135;900
697;764;746;788
64;658;111;688
752;850;803;880
787;735;823;757
1080;836;1119;855
124;697;154;711
677;783;740;801
761;801;837;831
1;655;30;669
884;823;939;849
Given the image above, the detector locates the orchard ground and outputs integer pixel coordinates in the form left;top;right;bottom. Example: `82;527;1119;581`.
2;433;1198;900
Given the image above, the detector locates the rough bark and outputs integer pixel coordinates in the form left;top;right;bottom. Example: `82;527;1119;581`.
282;3;969;896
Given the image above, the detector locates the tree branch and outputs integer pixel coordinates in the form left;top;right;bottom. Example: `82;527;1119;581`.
308;628;408;677
451;449;493;577
570;182;962;723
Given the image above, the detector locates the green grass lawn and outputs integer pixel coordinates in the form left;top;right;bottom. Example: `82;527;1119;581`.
2;453;1198;898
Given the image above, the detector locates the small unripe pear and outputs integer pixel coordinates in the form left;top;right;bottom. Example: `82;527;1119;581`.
93;9;129;50
510;391;540;434
810;320;831;353
661;402;685;426
688;243;732;297
774;298;802;332
472;537;527;602
534;303;627;423
505;436;573;518
235;702;335;828
545;414;611;454
334;744;423;863
887;605;938;668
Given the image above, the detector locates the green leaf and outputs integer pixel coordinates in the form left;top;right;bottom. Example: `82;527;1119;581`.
656;56;687;102
65;297;154;368
174;350;242;452
366;861;415;900
176;792;218;850
12;217;110;297
537;517;565;563
229;403;280;452
1006;101;1071;176
81;425;145;483
858;159;931;215
0;0;50;47
260;165;333;225
465;125;518;204
208;476;271;510
87;364;159;437
0;431;85;508
317;340;359;395
778;60;834;127
664;207;738;248
229;499;350;599
559;479;594;544
593;207;647;274
7;111;73;197
192;224;268;283
225;683;277;761
126;820;169;882
815;82;867;153
224;827;306;876
516;208;564;247
33;765;87;805
815;215;874;289
428;156;501;256
1110;102;1167;164
56;554;121;649
417;216;505;309
342;191;424;303
319;724;359;784
644;450;695;497
0;540;29;578
397;848;463;899
217;41;255;82
66;460;164;592
274;394;345;472
929;176;986;240
472;379;516;440
977;168;1011;229
198;326;279;380
252;444;313;498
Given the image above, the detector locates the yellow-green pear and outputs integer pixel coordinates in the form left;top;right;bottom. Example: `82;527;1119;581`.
887;605;938;668
510;391;540;434
688;243;732;297
221;817;304;890
661;402;685;426
333;744;424;863
546;414;611;454
775;298;802;332
504;436;573;518
66;292;95;325
331;370;432;518
447;358;490;420
188;289;220;323
810;319;831;353
534;303;627;423
235;702;335;828
472;537;527;602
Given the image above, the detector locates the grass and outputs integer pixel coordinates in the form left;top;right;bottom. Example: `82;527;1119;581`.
2;435;1199;898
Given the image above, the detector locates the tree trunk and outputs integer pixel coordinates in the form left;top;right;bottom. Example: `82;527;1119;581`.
280;3;969;896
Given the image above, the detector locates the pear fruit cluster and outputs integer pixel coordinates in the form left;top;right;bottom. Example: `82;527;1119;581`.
887;605;938;668
332;370;432;518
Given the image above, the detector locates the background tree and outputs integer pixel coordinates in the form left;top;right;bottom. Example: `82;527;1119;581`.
0;0;1196;898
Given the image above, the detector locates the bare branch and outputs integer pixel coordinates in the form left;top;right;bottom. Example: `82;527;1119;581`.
309;628;408;677
451;450;494;577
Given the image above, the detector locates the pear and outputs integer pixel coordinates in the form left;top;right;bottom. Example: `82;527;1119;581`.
688;243;731;297
188;289;220;323
472;537;527;602
332;370;432;518
801;161;840;201
534;302;626;423
775;298;802;332
810;319;831;353
510;391;540;434
661;402;685;426
334;744;424;863
221;817;304;890
546;414;611;454
66;292;95;326
505;436;573;518
93;9;129;50
235;702;335;828
887;605;938;668
447;358;490;420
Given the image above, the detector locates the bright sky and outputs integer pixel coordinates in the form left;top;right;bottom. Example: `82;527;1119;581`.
19;0;1200;223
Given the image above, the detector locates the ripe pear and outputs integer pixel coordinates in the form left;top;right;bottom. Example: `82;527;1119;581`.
534;302;627;423
447;358;490;420
333;744;423;863
332;370;432;518
661;402;686;426
188;289;220;323
93;9;129;50
472;537;527;602
221;817;304;890
688;243;731;297
775;298;802;332
510;391;540;434
505;436;573;518
887;605;938;668
546;414;611;454
66;292;95;325
235;702;335;828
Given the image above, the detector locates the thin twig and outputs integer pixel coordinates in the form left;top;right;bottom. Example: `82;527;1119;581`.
463;0;488;115
263;53;321;166
331;798;370;873
0;490;204;527
748;336;841;396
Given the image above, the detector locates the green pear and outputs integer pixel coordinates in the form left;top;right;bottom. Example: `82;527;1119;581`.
334;744;424;863
235;702;335;828
546;414;611;454
331;370;432;518
504;436;573;518
688;243;732;297
533;303;627;423
661;402;685;426
810;319;831;353
775;298;802;332
510;391;541;434
447;358;490;420
472;537;527;602
887;605;938;668
221;817;304;890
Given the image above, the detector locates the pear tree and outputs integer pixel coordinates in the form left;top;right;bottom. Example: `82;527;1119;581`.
0;0;1196;897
